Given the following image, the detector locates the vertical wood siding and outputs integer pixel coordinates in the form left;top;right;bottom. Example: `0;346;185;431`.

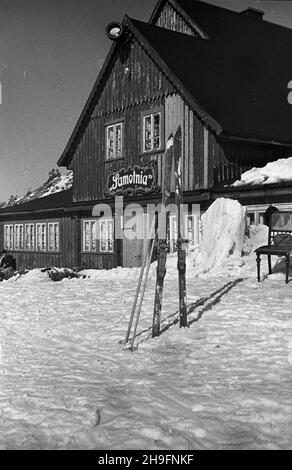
80;253;117;270
211;140;291;187
71;35;175;202
164;94;210;192
155;1;196;36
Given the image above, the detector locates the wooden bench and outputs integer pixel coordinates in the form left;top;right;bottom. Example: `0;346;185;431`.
255;211;292;284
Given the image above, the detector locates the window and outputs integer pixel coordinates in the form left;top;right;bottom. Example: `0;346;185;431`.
142;111;162;153
14;224;24;250
168;214;200;252
185;214;200;248
36;223;46;251
246;212;255;226
258;212;265;225
83;220;97;252
25;224;34;251
4;221;60;252
4;225;14;250
99;219;114;253
48;223;60;252
82;219;114;253
106;122;123;159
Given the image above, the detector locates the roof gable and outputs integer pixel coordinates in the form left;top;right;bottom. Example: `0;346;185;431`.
59;1;292;168
58;14;220;168
149;0;209;38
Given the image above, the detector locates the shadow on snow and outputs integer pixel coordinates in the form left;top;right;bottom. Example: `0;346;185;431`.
133;277;245;346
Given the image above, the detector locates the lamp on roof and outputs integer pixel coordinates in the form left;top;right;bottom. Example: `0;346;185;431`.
106;22;123;40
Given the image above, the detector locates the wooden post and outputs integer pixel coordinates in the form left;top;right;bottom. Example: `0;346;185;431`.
152;134;174;338
174;126;188;328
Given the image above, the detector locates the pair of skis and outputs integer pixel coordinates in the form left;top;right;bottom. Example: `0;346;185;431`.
152;126;187;337
125;126;187;350
124;217;156;350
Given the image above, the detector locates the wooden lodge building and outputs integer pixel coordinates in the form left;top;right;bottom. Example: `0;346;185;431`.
2;0;292;270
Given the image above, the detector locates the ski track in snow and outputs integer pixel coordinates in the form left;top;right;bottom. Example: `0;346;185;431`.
0;260;291;450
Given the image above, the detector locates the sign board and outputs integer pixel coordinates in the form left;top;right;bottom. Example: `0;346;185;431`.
105;163;158;197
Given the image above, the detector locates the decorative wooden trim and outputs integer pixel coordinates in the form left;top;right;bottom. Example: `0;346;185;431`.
104;116;125;127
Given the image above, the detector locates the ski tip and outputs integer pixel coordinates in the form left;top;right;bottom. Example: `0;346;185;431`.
166;134;174;149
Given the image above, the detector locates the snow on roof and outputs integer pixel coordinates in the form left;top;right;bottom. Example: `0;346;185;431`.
1;171;73;208
232;157;292;187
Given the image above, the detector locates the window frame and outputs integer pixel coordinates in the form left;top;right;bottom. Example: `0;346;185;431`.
99;218;114;253
105;119;124;161
82;218;115;254
168;213;201;252
36;223;47;252
14;224;24;251
82;219;97;253
24;223;35;251
4;224;14;250
48;222;60;252
141;107;164;154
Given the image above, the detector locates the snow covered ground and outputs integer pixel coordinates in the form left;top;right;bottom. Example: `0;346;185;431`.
0;248;292;450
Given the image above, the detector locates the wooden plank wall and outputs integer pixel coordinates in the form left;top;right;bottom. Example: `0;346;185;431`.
61;216;80;267
73;91;212;200
165;93;210;192
0;215;79;271
70;36;175;203
155;1;196;36
80;253;117;270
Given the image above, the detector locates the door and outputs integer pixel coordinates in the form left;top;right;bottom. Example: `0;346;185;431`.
122;213;147;267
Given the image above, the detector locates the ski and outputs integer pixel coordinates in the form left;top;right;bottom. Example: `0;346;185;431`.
152;134;174;338
173;126;188;328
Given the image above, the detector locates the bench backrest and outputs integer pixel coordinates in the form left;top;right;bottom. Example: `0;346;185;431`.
269;211;292;247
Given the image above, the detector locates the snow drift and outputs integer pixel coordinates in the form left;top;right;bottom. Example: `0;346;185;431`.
193;198;246;274
232;156;292;187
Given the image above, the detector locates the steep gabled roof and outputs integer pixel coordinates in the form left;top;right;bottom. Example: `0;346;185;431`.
132;16;292;145
57;14;221;168
58;1;292;168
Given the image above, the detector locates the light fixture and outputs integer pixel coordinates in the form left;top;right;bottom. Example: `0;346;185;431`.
106;22;123;41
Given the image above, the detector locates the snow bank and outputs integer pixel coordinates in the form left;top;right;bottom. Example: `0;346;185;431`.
193;198;246;274
232;156;292;186
80;253;194;282
242;224;269;256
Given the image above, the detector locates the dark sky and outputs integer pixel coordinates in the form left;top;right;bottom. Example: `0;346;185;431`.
1;0;292;201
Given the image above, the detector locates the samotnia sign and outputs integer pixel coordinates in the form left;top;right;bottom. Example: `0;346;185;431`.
106;164;157;196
